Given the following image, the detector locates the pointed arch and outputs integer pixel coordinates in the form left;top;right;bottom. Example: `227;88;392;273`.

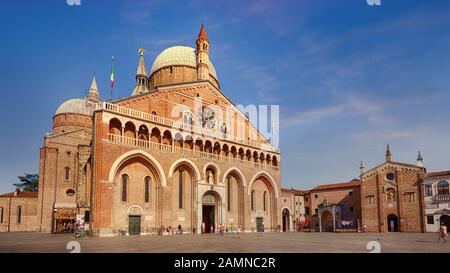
222;167;247;187
248;171;279;198
168;158;201;182
108;150;166;187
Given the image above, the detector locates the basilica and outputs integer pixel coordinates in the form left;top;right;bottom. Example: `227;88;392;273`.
34;25;281;236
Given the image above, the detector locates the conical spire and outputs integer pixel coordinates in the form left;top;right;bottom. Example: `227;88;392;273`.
87;76;100;102
136;47;148;77
197;24;209;41
131;48;150;96
385;144;392;162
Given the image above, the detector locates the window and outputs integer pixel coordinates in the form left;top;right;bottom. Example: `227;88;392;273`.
263;191;267;211
349;206;354;213
64;167;71;181
427;216;434;225
183;111;193;126
349;191;354;197
227;177;231;212
251;190;255;211
406;192;416;203
220;122;229;137
425;185;433;196
179;170;183;209
144;176;151;203
121;174;128;202
437;181;449;195
66;189;76;197
0;207;3;224
305;197;309;202
386;172;395;181
84;211;90;223
17;206;22;224
304;207;310;216
314;194;318;199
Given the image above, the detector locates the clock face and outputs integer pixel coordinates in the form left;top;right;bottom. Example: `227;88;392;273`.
197;107;216;129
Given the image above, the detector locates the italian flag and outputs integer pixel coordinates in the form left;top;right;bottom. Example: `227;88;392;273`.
110;56;115;88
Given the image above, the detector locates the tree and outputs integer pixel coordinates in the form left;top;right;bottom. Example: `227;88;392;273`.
14;173;39;192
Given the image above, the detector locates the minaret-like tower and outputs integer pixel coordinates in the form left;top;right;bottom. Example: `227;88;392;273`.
359;161;365;176
87;76;100;103
385;144;392;162
417;151;424;167
196;24;210;81
132;48;150;96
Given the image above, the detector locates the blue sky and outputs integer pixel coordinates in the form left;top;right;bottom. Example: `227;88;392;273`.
1;0;450;193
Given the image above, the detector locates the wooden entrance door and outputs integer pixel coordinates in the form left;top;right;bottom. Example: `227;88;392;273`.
256;217;263;232
128;216;141;235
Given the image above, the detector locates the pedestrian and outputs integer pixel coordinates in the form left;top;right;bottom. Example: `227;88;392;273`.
438;223;448;243
237;225;242;239
363;224;368;233
220;223;225;236
177;224;183;235
202;222;205;234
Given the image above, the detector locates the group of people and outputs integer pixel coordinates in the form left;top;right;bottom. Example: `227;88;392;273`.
159;224;184;236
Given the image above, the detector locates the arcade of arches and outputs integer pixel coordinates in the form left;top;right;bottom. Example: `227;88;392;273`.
105;153;279;236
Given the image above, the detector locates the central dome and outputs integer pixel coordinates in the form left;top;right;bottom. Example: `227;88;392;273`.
150;46;218;81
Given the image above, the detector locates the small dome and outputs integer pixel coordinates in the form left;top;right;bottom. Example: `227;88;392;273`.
55;99;96;116
150;46;218;80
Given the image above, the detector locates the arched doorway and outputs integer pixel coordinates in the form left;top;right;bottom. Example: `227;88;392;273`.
440;215;450;231
128;206;143;236
202;191;220;234
321;210;333;232
387;214;399;232
282;208;290;232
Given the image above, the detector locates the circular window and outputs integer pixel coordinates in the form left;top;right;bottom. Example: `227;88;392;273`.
386;173;395;181
66;189;76;197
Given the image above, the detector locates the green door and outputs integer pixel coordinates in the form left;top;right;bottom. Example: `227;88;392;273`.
129;216;141;235
256;217;263;232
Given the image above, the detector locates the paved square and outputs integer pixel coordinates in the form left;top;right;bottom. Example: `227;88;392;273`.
0;232;449;253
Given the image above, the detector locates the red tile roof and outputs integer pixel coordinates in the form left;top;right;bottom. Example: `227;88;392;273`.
311;179;361;191
0;191;38;198
425;170;450;178
281;188;310;195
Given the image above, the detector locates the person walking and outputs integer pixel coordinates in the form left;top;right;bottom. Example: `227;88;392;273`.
237;225;242;239
438;223;448;243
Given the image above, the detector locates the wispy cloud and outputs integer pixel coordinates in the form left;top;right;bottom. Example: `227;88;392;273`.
280;93;389;129
234;64;280;103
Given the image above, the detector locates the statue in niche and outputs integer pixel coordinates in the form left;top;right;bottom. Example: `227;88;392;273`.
387;190;395;203
207;170;214;185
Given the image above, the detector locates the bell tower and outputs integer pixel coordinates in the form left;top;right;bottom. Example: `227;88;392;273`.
196;24;210;81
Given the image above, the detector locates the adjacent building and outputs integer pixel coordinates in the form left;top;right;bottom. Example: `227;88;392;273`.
0;189;38;232
360;146;426;232
422;170;450;232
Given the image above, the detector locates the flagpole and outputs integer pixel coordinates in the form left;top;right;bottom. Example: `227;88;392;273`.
110;56;114;102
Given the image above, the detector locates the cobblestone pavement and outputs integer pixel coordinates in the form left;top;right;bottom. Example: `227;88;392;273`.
0;232;449;253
